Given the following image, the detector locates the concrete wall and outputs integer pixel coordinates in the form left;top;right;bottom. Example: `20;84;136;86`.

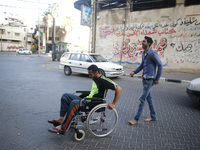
95;2;200;73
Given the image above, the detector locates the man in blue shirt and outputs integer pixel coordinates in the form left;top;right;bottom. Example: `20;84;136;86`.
128;36;163;125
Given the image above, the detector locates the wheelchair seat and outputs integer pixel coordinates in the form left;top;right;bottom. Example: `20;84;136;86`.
80;97;106;112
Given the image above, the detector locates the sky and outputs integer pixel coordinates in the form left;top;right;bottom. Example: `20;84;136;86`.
0;0;80;28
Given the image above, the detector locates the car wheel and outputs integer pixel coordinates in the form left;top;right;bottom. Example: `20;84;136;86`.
99;69;106;77
64;66;72;76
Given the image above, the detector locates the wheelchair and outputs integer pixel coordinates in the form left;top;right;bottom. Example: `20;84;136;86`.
61;91;118;141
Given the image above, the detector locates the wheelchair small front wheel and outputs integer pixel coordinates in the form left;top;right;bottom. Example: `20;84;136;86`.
74;129;85;142
86;103;118;138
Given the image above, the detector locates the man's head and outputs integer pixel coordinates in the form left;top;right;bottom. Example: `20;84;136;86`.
87;64;100;79
142;36;153;50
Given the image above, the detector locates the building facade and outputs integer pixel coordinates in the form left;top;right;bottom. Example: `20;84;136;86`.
0;12;34;51
75;0;200;73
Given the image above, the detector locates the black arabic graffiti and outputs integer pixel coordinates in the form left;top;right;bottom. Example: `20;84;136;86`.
170;43;193;52
118;17;200;31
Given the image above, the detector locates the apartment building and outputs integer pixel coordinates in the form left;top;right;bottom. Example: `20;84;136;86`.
0;12;34;52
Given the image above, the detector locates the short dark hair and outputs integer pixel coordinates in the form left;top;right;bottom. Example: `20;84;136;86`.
87;64;99;73
144;36;153;47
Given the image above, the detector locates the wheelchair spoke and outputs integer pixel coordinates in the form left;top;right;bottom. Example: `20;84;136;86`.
86;104;118;138
92;128;107;132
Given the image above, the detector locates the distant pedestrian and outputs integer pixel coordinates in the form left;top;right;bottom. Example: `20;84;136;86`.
128;36;163;125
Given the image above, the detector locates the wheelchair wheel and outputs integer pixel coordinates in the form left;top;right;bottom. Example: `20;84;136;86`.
74;129;85;142
86;103;118;138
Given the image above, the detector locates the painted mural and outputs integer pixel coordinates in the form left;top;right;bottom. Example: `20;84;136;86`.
97;17;200;70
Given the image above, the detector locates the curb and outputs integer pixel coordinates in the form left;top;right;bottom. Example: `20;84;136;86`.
122;73;190;84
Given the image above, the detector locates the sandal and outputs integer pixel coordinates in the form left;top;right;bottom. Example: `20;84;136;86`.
144;118;156;122
48;120;61;127
128;120;138;125
48;127;66;135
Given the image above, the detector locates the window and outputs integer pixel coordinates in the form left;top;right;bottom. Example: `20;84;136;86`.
15;33;20;36
90;55;107;62
80;54;91;62
70;53;80;61
185;0;200;6
63;53;71;59
131;0;176;12
99;0;126;10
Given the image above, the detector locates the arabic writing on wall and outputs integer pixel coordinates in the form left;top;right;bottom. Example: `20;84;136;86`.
98;17;200;65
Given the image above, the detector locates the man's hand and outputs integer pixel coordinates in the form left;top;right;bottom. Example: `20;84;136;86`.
107;103;116;110
130;72;135;77
154;80;159;85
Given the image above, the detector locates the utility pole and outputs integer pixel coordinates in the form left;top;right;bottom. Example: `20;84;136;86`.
52;17;56;61
51;3;56;61
38;0;40;55
91;0;97;53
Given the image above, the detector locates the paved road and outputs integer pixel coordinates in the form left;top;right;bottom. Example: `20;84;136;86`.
0;53;200;150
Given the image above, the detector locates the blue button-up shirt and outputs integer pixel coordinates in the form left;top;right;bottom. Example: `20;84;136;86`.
134;48;163;81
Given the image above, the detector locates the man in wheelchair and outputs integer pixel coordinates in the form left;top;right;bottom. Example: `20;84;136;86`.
48;64;122;135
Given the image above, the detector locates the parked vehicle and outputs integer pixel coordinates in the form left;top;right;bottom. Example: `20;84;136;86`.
59;52;124;77
16;49;32;55
186;78;200;103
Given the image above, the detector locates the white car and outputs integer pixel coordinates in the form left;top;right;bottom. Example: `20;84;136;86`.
186;78;200;103
59;52;124;77
16;49;32;55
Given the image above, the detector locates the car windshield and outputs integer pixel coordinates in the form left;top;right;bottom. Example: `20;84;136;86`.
90;55;108;62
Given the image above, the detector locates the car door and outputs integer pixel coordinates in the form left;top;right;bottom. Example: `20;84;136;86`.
61;52;71;64
79;54;93;74
68;53;81;73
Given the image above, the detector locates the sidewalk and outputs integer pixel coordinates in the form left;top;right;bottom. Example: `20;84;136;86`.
123;67;200;84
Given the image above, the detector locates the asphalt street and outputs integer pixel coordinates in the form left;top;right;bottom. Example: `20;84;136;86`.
0;52;200;150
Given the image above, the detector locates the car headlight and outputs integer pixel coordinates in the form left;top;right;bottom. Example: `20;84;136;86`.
188;83;195;90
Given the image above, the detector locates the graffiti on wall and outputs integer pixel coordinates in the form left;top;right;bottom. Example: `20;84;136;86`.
113;38;167;62
98;17;200;66
7;45;24;50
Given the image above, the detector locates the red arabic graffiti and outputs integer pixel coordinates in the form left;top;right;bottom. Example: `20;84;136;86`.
99;26;115;38
113;38;167;59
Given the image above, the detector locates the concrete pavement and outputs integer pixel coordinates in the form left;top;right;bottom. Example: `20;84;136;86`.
0;52;200;150
4;52;200;83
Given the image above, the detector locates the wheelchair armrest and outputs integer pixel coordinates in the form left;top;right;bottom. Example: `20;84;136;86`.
84;97;105;102
76;91;90;94
76;91;90;98
76;91;90;93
